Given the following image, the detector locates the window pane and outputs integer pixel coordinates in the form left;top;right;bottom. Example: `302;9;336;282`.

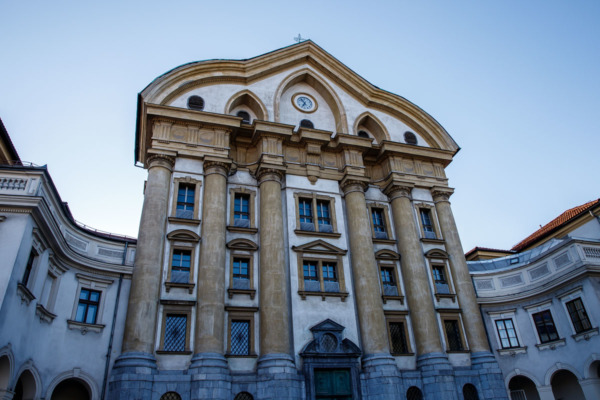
165;314;187;352
389;322;408;354
444;320;463;351
80;289;90;300
231;320;250;355
86;305;98;324
76;303;86;322
533;310;558;343
89;291;100;303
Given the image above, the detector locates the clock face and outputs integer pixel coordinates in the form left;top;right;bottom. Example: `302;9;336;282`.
293;94;317;113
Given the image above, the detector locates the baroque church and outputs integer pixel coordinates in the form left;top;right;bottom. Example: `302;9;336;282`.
1;41;511;399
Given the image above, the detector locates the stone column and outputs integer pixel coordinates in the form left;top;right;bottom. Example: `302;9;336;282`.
386;184;444;356
341;178;390;357
191;160;230;368
121;154;174;358
432;188;490;353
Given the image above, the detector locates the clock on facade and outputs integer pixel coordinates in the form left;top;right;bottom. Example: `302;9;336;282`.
292;93;317;113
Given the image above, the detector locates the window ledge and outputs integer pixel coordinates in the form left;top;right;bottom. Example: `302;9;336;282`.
298;290;348;302
573;327;599;342
446;350;470;354
497;346;527;356
165;282;195;294
67;320;105;334
372;238;396;245
227;226;258;234
35;304;56;323
391;352;415;357
435;293;456;302
168;216;201;226
225;353;258;358
382;295;404;305
421;238;445;244
156;350;193;355
16;283;35;305
294;230;341;239
228;288;256;300
535;338;566;351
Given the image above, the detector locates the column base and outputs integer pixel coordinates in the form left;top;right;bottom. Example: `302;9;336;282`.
360;353;402;400
108;352;157;399
416;352;458;400
469;351;509;400
189;353;231;400
256;354;303;400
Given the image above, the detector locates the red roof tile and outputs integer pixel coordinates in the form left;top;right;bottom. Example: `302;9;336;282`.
512;199;600;252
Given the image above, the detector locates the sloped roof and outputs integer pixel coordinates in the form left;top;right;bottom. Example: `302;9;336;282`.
512;199;600;252
0;118;21;164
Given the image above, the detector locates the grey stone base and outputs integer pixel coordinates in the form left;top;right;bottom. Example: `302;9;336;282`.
360;354;402;399
256;354;304;400
189;353;232;400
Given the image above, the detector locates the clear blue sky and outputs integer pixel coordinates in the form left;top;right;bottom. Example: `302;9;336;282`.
1;1;598;251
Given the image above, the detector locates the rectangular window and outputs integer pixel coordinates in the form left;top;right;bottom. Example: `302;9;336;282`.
388;321;409;354
380;267;399;296
230;320;250;356
371;208;387;239
420;209;436;239
566;298;592;334
432;265;450;294
75;288;101;324
176;183;195;219
164;314;187;352
22;250;37;287
444;319;464;351
532;310;559;343
303;261;320;292
232;258;250;289
295;194;338;236
495;318;520;349
170;249;191;283
317;200;333;232
299;198;314;230
234;193;250;227
302;260;339;293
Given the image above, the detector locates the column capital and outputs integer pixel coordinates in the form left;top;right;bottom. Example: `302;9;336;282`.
340;176;369;196
256;165;285;185
432;186;454;203
383;182;414;201
203;157;231;178
146;153;175;171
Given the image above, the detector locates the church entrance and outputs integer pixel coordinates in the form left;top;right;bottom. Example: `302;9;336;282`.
314;369;352;400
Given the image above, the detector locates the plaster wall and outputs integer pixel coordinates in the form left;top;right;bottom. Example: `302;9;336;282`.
0;213;29;309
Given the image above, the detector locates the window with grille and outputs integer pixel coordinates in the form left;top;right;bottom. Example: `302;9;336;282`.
164;314;187;352
406;386;423;400
160;392;182;400
187;95;204;111
230;320;250;355
495;318;520;348
444;319;464;351
234;392;254;400
75;288;101;324
233;258;250;289
234;193;250;227
420;209;436;239
532;310;559;343
171;249;191;283
463;384;480;400
566;298;592;333
432;265;450;294
371;208;387;239
176;183;195;219
388;321;409;354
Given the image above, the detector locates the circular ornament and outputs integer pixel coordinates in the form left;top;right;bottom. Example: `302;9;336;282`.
292;93;318;113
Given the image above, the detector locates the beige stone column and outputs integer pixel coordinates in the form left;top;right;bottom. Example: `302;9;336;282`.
194;160;230;355
257;168;291;356
386;184;444;356
122;153;174;354
432;188;490;353
341;178;390;356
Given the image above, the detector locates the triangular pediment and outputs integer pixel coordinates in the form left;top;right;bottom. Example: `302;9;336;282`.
310;318;345;333
292;239;347;255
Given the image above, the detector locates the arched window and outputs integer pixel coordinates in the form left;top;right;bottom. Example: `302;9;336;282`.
300;119;314;129
187;95;205;111
358;130;370;138
462;383;479;400
160;392;182;400
404;131;418;145
234;392;254;400
406;386;423;400
237;111;251;124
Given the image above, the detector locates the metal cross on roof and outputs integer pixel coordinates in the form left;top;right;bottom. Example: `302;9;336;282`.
294;33;307;43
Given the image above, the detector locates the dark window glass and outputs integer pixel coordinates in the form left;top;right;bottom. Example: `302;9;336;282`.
233;392;254;400
463;384;480;400
176;184;195;219
420;209;436;238
299;199;313;224
372;208;386;233
389;321;409;354
230;320;250;355
22;250;36;286
234;193;250;221
444;319;464;351
236;111;251;124
187;95;204;110
299;119;314;129
406;386;423;400
164;314;187;352
381;267;395;286
171;249;191;283
316;200;330;226
75;288;101;324
404;131;418;145
566;298;592;333
233;258;249;279
495;318;520;348
358;130;370;138
532;310;559;343
432;265;450;294
160;392;182;400
303;261;318;281
322;263;337;282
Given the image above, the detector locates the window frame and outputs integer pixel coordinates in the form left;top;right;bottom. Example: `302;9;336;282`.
169;177;202;224
558;288;598;341
165;230;200;294
225;306;258;358
415;203;442;242
367;203;394;243
227;239;258;299
228;187;257;234
157;302;193;354
439;311;469;353
293;193;340;238
379;262;404;304
35;260;66;324
384;311;414;356
67;273;113;333
425;250;456;302
487;309;527;355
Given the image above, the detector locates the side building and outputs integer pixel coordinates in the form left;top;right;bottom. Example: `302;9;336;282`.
109;41;507;400
468;199;600;400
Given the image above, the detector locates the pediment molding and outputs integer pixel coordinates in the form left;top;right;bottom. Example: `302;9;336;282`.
167;229;201;243
292;239;347;255
226;238;258;251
